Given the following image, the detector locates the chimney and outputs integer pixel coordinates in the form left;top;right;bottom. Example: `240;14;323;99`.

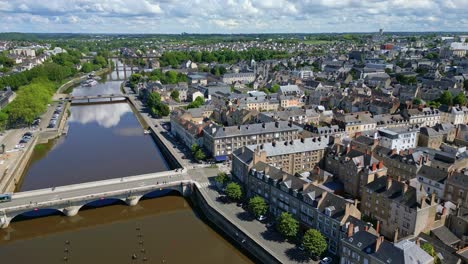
347;223;355;238
399;149;404;156
346;144;351;154
372;162;377;171
393;228;399;243
375;236;384;252
418;155;423;165
391;148;397;155
408;148;413;154
420;196;426;208
262;122;265;128
386;176;392;190
272;141;276;147
403;182;408;194
364;225;369;231
415;238;420;246
376;220;380;234
378;160;383;170
300;137;305;143
238;125;241;130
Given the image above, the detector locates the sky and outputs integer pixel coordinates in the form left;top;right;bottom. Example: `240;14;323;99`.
0;0;467;34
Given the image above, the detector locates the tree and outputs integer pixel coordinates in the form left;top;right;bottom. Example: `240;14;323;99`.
421;243;441;264
270;84;280;93
194;148;206;161
248;196;267;218
453;92;466;106
276;212;299;238
225;182;243;201
412;98;422;105
215;172;229;186
187;96;204;109
302;229;327;258
464;79;468;91
438;91;453;105
170;90;180;102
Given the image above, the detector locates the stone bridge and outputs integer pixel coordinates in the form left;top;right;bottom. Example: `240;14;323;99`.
69;94;129;105
0;168;197;229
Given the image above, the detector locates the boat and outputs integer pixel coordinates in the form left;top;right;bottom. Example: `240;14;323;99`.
81;79;98;87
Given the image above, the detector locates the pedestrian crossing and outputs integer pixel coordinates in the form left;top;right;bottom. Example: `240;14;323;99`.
198;181;211;188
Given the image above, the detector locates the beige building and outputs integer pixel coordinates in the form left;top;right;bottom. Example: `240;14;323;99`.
361;176;442;240
248;162;367;254
419;123;457;149
232;136;327;183
333;111;377;138
204;121;302;162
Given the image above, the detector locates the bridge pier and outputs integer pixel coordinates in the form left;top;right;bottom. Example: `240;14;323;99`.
0;215;11;229
63;206;81;217
125;195;142;206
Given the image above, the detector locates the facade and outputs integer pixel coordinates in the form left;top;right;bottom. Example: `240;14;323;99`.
417;165;448;201
324;146;387;198
222;72;255;84
361;176;439;240
232;136;327;182
334;112;377;138
419;123;457;149
248;162;366;254
404;107;441;127
444;171;468;209
373;146;430;180
377;127;419;152
440;106;468;126
187;73;208;86
340;230;433;264
170;109;210;148
203;121;302;161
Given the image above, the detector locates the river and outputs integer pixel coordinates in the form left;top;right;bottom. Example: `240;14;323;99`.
3;61;253;264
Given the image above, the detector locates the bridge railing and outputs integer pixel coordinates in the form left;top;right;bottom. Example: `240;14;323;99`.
12;168;186;199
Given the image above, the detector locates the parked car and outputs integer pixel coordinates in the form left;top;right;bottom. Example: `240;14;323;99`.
257;215;267;222
298;244;305;251
23;132;33;137
320;257;332;264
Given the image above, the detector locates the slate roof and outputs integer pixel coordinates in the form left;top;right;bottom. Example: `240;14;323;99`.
204;121;302;138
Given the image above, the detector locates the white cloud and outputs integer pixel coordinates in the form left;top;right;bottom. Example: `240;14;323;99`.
0;0;466;33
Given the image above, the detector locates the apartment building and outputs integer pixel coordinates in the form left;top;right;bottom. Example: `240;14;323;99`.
237;95;280;112
419;123;457;149
361;177;440;240
248;162;368;254
258;108;320;125
222;72;255;84
444;170;468;209
440;105;468;125
333;111;377;138
340;230;433;264
232;136;327;183
324;146;387;198
203;121;302;162
373;146;430;181
417;165;448;201
377;127;419;152
403;107;441;127
170;109;211;148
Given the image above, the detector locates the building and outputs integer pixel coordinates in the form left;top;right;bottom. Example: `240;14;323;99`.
248;162;367;254
279;84;303;97
203;121;302;162
222;72;255;84
373;146;430;181
292;69;313;79
187;73;208;86
170;109;211;148
324;146;387;198
340;230;433;264
0;87;15;109
440;105;468;126
444;170;468;209
333;111;377;138
417;165;448;201
377;127;419;152
403;107;441;127
419;123;457;149
258;108;320;125
10;48;36;57
232;136;327;182
361;176;440;240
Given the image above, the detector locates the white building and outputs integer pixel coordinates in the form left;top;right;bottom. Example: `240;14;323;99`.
377;127;419;152
417;165;447;200
292;69;313;79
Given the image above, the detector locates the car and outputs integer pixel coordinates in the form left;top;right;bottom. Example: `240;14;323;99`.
320;257;332;264
257;215;267;222
23;132;33;137
266;222;275;228
236;202;244;207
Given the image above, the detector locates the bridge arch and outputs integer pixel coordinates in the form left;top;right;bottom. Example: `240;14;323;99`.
10;208;65;224
79;197;128;211
140;188;182;202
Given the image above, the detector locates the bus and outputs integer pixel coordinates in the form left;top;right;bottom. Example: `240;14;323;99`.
0;193;12;203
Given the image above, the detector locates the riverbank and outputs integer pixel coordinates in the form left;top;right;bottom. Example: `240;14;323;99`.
57;67;112;94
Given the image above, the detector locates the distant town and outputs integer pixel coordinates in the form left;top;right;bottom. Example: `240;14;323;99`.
0;31;467;264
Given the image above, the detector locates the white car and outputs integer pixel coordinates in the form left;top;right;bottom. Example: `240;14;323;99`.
257;215;266;221
320;257;332;264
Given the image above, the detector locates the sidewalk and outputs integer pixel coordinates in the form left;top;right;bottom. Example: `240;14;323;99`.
195;168;318;264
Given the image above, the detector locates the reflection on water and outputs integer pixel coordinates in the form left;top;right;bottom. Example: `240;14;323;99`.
18;103;169;191
0;196;253;264
69;103;131;128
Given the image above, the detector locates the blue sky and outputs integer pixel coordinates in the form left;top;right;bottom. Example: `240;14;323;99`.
0;0;467;33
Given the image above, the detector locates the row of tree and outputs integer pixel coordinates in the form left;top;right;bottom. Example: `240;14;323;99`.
214;173;328;259
128;70;187;89
159;49;290;68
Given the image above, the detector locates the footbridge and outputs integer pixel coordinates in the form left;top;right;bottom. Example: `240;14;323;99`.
0;168;198;229
69;94;129;105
